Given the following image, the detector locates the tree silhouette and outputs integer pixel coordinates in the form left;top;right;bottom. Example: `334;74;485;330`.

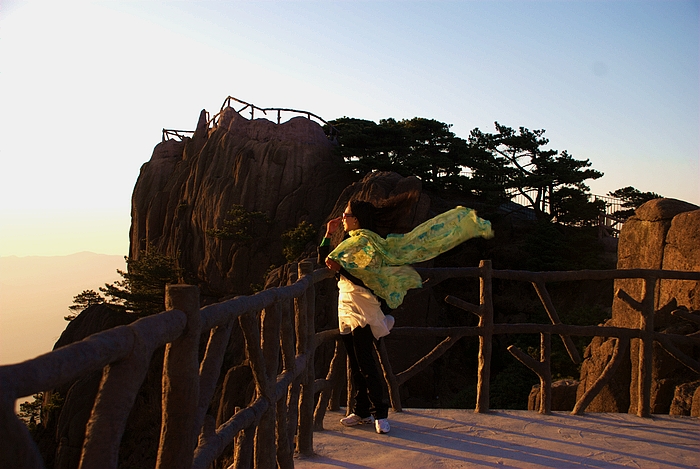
17;393;42;431
330;116;470;191
608;186;663;219
100;246;182;316
467;123;603;223
65;289;104;321
331;117;605;224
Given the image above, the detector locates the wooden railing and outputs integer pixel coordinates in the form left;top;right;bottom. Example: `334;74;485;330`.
161;96;339;143
162;129;195;142
210;96;339;139
350;261;700;417
507;189;627;237
2;260;699;469
1;261;334;469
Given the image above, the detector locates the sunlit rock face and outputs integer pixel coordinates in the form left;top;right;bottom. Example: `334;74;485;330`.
130;107;351;299
577;198;700;413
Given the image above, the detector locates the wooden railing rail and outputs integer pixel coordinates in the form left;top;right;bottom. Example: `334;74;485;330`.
315;262;700;420
161;96;340;143
0;261;336;469
0;309;189;468
208;96;339;138
2;259;699;469
162;129;195;142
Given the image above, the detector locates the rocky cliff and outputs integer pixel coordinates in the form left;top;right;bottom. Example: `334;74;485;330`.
577;198;700;413
130;107;352;299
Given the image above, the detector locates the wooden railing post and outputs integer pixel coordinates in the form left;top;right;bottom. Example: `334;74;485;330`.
195;319;235;444
296;261;315;457
539;332;552;414
256;303;281;469
637;276;656;417
278;295;297;460
156;284;201;469
475;260;493;413
276;298;296;469
376;340;402;411
286;268;302;451
233;425;255;469
314;338;347;429
238;307;274;469
532;282;581;364
79;338;153;469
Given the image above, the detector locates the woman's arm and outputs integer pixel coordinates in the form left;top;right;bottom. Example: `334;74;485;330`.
318;217;342;270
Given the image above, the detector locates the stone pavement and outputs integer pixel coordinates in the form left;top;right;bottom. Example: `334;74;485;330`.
294;409;699;469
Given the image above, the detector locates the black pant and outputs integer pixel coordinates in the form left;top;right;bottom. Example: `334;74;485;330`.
341;325;389;420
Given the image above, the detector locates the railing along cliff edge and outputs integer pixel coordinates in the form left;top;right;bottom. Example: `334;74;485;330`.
162;96;339;144
386;261;700;418
1;261;333;469
2;261;699;469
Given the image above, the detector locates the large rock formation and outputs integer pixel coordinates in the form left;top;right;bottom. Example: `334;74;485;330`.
577;198;700;413
130;108;352;299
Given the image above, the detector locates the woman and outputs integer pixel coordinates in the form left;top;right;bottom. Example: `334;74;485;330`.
319;192;493;434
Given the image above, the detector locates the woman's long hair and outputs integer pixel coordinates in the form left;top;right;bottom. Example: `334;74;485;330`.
350;190;420;237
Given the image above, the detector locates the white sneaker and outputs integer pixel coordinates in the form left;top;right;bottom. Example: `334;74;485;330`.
375;418;390;434
384;315;395;331
340;413;374;426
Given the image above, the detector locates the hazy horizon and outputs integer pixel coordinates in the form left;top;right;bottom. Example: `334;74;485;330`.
0;252;125;366
1;250;126;259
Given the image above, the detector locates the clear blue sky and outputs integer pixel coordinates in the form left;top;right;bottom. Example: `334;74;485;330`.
1;0;698;256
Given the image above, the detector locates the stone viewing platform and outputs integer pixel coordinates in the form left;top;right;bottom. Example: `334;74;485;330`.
295;409;699;469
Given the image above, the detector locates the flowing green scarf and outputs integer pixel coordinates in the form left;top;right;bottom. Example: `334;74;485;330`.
328;206;493;308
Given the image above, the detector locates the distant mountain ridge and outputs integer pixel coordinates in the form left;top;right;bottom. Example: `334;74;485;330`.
0;252;125;366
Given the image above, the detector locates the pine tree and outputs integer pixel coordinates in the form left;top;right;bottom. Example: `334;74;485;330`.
100;246;182;316
65;289;105;321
